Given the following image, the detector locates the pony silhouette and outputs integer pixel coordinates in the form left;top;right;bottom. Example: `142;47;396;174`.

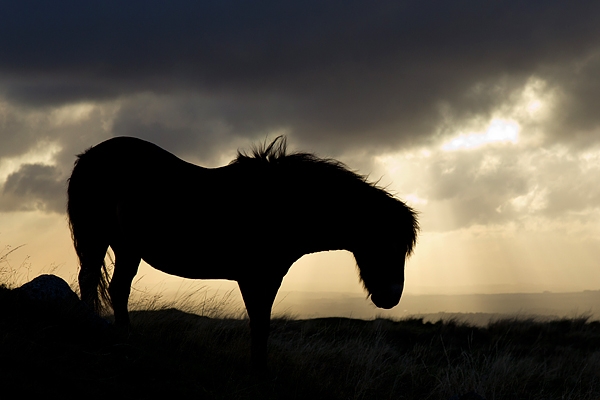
67;136;419;366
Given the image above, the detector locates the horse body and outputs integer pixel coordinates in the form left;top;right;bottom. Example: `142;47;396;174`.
67;136;418;366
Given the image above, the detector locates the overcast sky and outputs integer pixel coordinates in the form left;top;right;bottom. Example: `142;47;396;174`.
1;1;600;302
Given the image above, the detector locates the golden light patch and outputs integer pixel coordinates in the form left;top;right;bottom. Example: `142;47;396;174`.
50;103;96;126
442;119;520;151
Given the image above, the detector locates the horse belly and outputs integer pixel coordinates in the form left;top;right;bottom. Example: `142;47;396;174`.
138;236;250;281
115;193;270;281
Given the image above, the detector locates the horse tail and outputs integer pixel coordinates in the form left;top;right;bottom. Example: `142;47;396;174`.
67;148;112;315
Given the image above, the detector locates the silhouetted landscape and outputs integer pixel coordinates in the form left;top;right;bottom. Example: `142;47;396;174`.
2;280;599;400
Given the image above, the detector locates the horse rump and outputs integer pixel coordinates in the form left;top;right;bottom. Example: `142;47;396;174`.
66;148;112;315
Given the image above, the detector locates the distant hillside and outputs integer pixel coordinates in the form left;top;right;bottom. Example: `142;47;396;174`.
155;288;600;326
270;290;600;324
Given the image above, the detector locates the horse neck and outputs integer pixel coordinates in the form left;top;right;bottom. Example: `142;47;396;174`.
288;196;364;257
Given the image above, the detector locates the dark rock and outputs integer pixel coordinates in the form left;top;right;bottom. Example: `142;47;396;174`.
14;274;109;332
16;274;80;304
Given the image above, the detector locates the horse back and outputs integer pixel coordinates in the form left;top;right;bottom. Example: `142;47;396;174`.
70;137;283;278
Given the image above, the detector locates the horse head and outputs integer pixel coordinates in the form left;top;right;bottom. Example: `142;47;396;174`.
354;241;406;309
353;200;418;310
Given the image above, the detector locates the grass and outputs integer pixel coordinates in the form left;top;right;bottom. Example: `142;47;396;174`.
1;283;599;400
1;248;600;399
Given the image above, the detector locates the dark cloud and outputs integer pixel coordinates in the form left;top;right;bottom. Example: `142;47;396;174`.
0;100;113;216
109;93;284;164
542;53;600;146
1;0;600;223
0;163;65;213
0;0;599;152
0;101;56;159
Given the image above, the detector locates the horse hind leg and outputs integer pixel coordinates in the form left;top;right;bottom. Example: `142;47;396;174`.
108;249;141;329
78;240;110;315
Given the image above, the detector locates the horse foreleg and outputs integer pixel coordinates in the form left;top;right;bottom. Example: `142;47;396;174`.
238;278;282;368
109;253;141;330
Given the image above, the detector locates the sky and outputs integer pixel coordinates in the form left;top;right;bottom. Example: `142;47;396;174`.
1;1;600;309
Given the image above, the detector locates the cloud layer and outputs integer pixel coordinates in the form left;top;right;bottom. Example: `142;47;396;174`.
1;0;600;232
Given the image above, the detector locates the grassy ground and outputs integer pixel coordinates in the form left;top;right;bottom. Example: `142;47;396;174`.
1;281;599;400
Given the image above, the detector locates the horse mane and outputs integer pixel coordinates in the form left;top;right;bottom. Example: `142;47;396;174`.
234;136;371;186
234;135;290;164
233;136;419;256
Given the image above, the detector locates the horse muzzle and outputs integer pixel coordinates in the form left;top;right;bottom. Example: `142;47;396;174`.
371;283;403;309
